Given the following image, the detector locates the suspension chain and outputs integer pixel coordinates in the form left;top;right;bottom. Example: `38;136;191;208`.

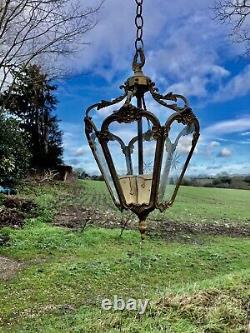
135;0;144;51
133;0;145;72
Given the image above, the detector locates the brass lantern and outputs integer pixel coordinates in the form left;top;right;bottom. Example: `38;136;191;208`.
84;1;200;239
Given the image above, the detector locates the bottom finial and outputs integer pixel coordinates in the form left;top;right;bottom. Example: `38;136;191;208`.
139;219;147;240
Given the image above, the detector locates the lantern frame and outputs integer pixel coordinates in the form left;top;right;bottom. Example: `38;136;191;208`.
85;73;200;222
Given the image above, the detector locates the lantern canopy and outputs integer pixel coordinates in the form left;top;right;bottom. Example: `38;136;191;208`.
84;1;200;238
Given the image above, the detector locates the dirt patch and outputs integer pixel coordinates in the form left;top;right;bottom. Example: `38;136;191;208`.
0;208;26;228
0;197;38;229
54;205;122;230
0;256;24;280
3;197;37;213
54;206;250;239
149;219;250;239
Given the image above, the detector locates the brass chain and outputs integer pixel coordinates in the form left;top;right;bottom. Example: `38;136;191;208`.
133;0;145;71
135;0;144;51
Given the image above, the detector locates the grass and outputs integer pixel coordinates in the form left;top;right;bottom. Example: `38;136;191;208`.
0;180;249;332
80;180;250;224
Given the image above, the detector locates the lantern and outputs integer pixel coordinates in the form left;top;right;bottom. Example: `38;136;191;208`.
84;1;200;239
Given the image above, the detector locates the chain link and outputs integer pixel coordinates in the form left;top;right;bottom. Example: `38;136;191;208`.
135;0;144;51
133;0;145;71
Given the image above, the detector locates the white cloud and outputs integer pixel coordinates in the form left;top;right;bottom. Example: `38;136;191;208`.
167;77;208;98
74;147;85;157
61;122;92;167
166;65;231;98
203;117;250;137
241;131;250;136
204;140;221;155
213;65;250;102
62;123;83;149
217;148;232;158
49;0;250;106
176;136;197;154
210;141;220;148
56;1;250;175
56;1;236;91
187;161;250;176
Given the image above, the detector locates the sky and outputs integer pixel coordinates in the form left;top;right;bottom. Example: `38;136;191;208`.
55;0;250;177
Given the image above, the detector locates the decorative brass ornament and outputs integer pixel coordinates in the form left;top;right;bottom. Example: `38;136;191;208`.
84;0;200;239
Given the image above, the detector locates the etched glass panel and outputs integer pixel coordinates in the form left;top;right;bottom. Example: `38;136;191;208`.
158;121;195;205
108;118;156;205
90;131;119;204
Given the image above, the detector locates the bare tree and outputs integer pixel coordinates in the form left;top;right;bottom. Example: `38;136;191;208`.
214;0;250;54
0;0;102;93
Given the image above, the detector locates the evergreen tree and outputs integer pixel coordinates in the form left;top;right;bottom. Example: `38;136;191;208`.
0;115;30;185
1;65;63;169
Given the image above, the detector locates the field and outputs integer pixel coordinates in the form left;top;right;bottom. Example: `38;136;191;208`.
0;180;249;333
81;180;250;224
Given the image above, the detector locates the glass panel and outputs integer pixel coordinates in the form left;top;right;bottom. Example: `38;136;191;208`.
119;174;152;205
90;131;119;204
108;118;156;205
158;121;195;205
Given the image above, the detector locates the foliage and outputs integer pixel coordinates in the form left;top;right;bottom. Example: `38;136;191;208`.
1;65;63;169
0;115;30;185
74;168;89;179
181;175;250;190
244;175;250;184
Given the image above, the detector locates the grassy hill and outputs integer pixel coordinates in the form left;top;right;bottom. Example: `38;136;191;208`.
0;180;249;332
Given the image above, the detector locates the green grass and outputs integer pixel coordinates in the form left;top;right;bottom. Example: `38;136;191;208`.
80;180;250;224
0;181;249;332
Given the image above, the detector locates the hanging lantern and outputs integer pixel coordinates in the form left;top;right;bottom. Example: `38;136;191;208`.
84;0;200;239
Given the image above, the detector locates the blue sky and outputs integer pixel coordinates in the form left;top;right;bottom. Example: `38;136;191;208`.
55;0;250;176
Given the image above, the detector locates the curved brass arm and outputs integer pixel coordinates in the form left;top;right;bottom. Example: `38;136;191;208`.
85;93;127;118
149;85;190;113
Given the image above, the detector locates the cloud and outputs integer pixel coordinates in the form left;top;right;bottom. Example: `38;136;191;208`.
166;65;230;98
167;77;208;98
216;137;250;145
74;147;85;157
55;1;250;176
203;117;250;137
176;136;198;154
50;0;250;110
205;140;221;155
241;131;250;136
209;141;220;148
187;161;250;176
217;148;232;158
67;158;82;166
145;11;232;97
213;65;250;102
56;1;235;88
61;122;93;167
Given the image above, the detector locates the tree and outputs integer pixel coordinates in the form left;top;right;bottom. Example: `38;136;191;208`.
244;175;250;183
0;0;102;93
214;0;250;54
219;173;232;185
1;64;63;169
0;115;30;184
74;168;89;179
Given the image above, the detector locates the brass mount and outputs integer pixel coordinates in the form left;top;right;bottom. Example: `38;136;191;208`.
125;71;152;95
